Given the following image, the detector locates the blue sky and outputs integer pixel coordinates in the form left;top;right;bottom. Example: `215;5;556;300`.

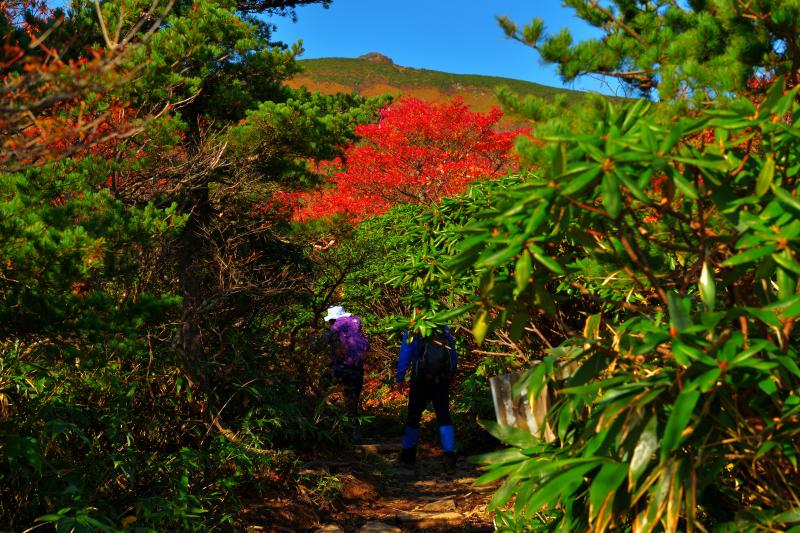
270;1;620;95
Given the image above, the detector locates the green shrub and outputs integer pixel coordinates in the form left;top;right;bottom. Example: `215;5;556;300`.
431;85;800;530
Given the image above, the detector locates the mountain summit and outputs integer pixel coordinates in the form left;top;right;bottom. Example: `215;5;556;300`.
359;52;393;64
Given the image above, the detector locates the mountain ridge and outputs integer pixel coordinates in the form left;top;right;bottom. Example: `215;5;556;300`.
286;56;589;128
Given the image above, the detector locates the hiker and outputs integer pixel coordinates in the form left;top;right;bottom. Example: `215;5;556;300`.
317;305;369;442
396;326;458;469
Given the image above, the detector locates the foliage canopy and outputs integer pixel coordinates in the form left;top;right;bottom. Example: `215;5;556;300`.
296;97;524;221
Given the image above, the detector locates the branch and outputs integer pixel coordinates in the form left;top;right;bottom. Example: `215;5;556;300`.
619;231;669;305
588;1;643;43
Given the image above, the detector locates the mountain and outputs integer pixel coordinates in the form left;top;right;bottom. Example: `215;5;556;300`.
286;54;590;129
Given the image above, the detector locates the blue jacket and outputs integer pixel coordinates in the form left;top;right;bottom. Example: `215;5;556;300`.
396;327;458;382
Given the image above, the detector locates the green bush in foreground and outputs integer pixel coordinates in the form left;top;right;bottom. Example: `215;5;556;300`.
446;84;800;531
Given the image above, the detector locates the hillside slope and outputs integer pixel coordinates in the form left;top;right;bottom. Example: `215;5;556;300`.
287;54;589;128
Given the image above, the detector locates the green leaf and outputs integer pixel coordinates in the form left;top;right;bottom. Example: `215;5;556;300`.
672;338;711;366
470;447;528;465
532;250;565;275
517;461;603;518
583;313;602;340
744;306;782;328
760;79;786;112
773;252;800;276
630;416;658;486
661;390;700;461
489;477;521;511
524;202;549;234
699;261;716;310
475;460;525;485
774;507;800;525
560;166;602;195
589;462;627;519
512;360;550;400
601;173;622;218
616;171;649;203
777;356;800;378
667;293;692;332
758;378;778;396
533;282;557;315
776;259;798;301
479;270;495;297
661;389;700;460
780;298;800;318
621;97;647;131
723;245;777;267
671;156;730;171
432;305;472;324
692;367;722;392
515;250;533;293
37;514;69;522
473;309;490;345
505;306;526;342
512;478;537;515
659;122;685;154
671;170;698;200
481;419;539;449
634;463;672;532
552;141;568;176
772;185;800;213
479;244;522;268
756;441;778;459
756;156;775;196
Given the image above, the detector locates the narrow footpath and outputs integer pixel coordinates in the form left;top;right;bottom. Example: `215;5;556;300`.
314;440;498;532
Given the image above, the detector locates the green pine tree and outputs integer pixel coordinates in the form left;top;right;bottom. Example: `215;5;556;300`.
499;0;800;102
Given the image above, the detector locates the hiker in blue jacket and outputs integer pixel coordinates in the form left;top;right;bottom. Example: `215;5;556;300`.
396;326;458;469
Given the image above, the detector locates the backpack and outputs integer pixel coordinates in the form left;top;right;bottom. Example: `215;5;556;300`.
414;330;453;379
330;316;369;368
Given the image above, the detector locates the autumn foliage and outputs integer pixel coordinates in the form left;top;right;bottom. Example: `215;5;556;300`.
294;97;526;221
0;0;165;170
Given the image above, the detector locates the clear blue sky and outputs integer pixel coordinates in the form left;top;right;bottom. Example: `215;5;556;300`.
269;1;621;95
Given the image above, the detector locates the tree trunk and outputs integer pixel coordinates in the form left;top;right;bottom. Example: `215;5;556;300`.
174;184;212;393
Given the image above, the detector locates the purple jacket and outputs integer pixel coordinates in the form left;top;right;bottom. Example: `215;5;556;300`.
329;316;369;368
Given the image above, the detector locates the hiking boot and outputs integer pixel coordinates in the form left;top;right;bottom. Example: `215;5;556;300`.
443;451;457;472
398;446;417;466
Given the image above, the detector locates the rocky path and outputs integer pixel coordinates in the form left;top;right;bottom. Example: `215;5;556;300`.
315;440;498;532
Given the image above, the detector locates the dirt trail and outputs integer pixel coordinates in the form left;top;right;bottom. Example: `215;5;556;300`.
316;440;498;532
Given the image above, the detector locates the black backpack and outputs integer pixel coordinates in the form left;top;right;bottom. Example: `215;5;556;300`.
414;331;453;379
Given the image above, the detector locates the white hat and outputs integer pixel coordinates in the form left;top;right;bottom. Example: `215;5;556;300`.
323;305;351;322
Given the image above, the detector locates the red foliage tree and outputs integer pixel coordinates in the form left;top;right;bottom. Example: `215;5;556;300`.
295;97;527;221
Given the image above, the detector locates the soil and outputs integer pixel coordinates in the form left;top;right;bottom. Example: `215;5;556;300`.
316;440;498;532
239;438;499;532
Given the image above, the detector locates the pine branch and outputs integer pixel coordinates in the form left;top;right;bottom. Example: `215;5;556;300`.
587;1;644;44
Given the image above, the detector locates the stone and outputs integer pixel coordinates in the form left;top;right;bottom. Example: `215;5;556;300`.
397;511;465;529
419;498;456;512
315;525;344;533
357;521;402;533
339;474;379;501
354;443;401;455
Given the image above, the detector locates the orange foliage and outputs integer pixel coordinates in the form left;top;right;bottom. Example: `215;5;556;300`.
1;1;155;170
291;97;527;222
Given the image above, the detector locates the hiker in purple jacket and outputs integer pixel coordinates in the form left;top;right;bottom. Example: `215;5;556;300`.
317;305;369;442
